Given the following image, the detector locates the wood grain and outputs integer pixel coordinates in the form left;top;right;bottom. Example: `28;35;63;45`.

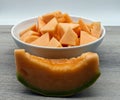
0;26;120;100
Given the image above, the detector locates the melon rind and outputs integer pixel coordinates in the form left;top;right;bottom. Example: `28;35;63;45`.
17;71;100;97
15;49;101;97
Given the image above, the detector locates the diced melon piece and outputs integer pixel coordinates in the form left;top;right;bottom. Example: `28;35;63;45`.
42;11;73;23
57;23;79;40
20;24;37;36
59;23;79;29
80;31;97;45
90;22;101;38
42;11;62;23
78;19;90;33
40;17;58;36
20;30;40;41
73;26;81;37
31;32;49;46
48;37;62;47
57;13;73;23
76;38;80;46
22;35;39;43
37;16;46;32
60;27;78;46
86;23;92;30
62;13;73;23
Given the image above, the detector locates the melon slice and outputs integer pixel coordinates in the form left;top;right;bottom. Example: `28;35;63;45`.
40;17;58;36
31;32;49;46
80;31;97;45
60;27;78;46
14;49;100;96
48;37;62;47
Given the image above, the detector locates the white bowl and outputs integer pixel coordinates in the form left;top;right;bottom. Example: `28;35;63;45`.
11;16;105;58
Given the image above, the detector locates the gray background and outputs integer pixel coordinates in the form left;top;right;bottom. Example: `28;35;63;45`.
0;0;120;25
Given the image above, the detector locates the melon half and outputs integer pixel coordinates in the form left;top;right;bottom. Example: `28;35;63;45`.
14;49;100;96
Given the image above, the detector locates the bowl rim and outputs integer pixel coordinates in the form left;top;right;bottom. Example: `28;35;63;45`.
11;16;105;50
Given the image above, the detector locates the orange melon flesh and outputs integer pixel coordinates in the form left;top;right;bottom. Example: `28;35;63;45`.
20;30;40;42
58;23;79;34
56;23;79;40
48;37;62;47
14;49;100;96
37;16;46;32
60;27;78;46
42;11;62;23
80;31;97;45
90;22;101;38
31;32;49;46
20;24;37;36
61;13;73;23
22;35;39;43
58;23;79;30
40;17;58;35
42;11;72;23
78;19;90;33
73;26;81;37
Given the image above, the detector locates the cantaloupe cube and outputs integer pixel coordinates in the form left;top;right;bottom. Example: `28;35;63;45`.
80;31;97;45
47;37;62;47
86;23;92;30
37;16;46;32
60;27;78;46
20;24;37;36
31;32;49;46
57;23;79;40
76;38;80;46
42;11;62;23
59;23;79;29
73;26;81;37
40;17;58;36
23;35;39;43
78;19;90;33
42;11;73;23
62;13;73;23
20;30;40;41
90;22;101;38
57;13;73;23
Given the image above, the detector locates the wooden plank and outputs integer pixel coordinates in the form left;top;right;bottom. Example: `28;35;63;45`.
0;26;120;100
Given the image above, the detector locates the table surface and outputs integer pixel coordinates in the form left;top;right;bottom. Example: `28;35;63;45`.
0;26;120;100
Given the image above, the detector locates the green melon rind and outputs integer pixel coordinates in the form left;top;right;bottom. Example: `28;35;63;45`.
17;72;100;97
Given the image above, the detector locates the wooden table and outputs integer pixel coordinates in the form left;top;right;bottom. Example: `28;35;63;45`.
0;26;120;100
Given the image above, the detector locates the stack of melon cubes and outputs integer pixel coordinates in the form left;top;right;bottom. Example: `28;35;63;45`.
20;11;101;47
